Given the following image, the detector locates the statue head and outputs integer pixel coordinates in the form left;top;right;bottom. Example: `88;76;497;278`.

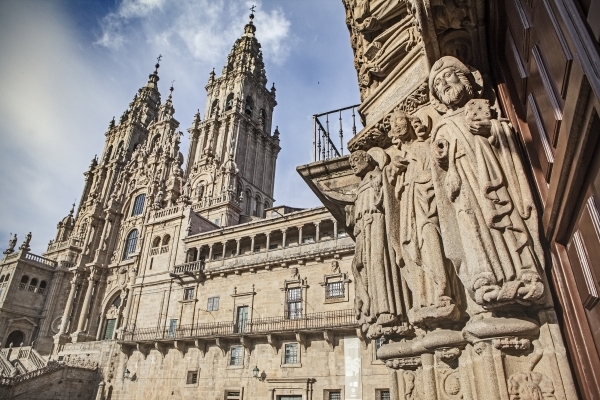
429;56;474;109
349;150;374;177
389;110;429;147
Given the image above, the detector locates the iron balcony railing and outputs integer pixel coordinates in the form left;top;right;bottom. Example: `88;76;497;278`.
313;105;362;162
121;309;357;342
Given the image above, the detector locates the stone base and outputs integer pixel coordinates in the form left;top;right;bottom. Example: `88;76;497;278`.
378;311;577;400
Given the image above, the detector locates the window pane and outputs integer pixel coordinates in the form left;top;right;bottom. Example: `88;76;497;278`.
329;392;341;400
327;282;345;298
132;194;146;216
380;390;390;400
184;288;194;300
123;229;139;260
103;319;116;340
284;343;298;364
230;346;243;365
287;288;301;301
287;301;302;319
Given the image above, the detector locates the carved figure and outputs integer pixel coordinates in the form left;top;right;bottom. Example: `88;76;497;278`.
349;149;405;337
429;56;545;309
387;109;460;327
3;234;17;255
18;232;32;252
507;372;556;400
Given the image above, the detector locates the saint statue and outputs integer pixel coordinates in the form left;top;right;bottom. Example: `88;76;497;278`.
429;56;546;308
349;149;406;337
387;109;461;327
3;234;17;255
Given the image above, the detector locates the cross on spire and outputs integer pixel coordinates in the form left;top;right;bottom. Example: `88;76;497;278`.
157;54;163;63
249;5;256;14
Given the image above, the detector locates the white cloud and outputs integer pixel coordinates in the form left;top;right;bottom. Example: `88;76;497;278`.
96;0;291;66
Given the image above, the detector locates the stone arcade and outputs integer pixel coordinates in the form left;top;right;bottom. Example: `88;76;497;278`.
2;1;600;399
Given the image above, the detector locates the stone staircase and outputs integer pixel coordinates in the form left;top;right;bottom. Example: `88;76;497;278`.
0;346;46;377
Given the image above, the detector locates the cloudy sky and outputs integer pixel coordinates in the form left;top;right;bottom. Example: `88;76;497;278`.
0;0;360;254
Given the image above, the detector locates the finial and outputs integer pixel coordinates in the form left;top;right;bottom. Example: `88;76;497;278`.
271;82;276;92
69;202;75;216
249;4;256;20
274;126;280;137
169;80;175;95
109;117;115;129
155;54;162;72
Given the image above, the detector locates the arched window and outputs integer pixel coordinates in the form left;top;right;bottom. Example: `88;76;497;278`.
254;196;261;217
132;194;146;216
225;93;234;111
4;330;24;348
39;281;47;289
162;235;170;246
259;109;266;126
0;275;4;282
112;296;121;308
245;190;252;215
150;135;160;152
30;278;38;287
264;201;269;218
211;99;219;116
245;97;254;116
20;276;29;284
152;236;161;248
123;229;139;260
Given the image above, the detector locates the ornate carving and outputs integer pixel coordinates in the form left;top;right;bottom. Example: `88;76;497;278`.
507;372;556;400
386;356;421;369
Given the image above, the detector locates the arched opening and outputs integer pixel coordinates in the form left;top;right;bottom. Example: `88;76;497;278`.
20;276;29;284
162;235;170;246
115;141;124;158
186;248;198;263
150;135;160;152
30;278;38;287
253;196;261;217
4;330;24;347
122;229;139;260
225;93;234;111
0;275;4;283
39;281;47;289
245;190;252;215
152;236;161;248
210;99;219;116
245;96;254;116
259;109;266;128
264;201;269;218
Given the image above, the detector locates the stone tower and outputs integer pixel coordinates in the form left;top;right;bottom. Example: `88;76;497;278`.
185;13;280;227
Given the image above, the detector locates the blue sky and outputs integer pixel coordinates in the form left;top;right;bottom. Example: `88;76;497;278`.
0;0;360;255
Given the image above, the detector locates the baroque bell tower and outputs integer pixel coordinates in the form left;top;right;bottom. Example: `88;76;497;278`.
185;12;280;227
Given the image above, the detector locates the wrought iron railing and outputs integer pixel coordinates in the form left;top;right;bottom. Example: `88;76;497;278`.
313;105;361;162
121;309;357;342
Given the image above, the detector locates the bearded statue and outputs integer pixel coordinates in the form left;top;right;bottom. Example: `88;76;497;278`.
428;56;546;311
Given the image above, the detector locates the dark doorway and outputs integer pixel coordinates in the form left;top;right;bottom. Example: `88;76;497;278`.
5;330;24;347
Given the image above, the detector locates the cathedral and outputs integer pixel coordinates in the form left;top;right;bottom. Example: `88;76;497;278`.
1;1;600;400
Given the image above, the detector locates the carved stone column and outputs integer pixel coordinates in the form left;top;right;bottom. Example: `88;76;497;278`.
72;270;98;341
236;239;241;256
208;244;214;260
333;221;338;239
315;222;320;242
250;235;255;252
281;229;287;248
297;226;303;245
265;233;271;252
57;273;80;337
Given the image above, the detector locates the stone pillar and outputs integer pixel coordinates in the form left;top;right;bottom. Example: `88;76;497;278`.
282;229;287;248
39;269;65;337
333;220;338;239
74;271;97;335
315;222;320;242
222;242;227;258
265;233;271;252
58;274;80;336
298;226;303;245
95;381;105;400
208;244;214;260
236;239;241;256
121;285;135;333
250;236;255;252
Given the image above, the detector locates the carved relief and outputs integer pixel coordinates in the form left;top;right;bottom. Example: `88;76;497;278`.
507;372;556;400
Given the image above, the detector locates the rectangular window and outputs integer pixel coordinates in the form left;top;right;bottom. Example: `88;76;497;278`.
230;346;243;366
379;390;390;400
328;392;341;400
284;343;298;364
131;194;146;216
168;319;177;338
186;371;198;384
375;337;387;360
326;282;345;299
226;392;241;400
184;287;195;300
286;288;302;319
207;296;220;311
103;319;116;340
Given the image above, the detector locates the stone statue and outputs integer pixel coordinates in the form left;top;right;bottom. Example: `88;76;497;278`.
429;56;545;309
386;109;461;327
18;232;32;252
349;149;406;337
3;234;17;255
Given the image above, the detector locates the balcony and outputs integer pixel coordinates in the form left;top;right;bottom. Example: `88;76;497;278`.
312;105;361;163
120;309;358;344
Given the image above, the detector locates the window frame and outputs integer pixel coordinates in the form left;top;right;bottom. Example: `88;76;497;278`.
183;287;195;301
186;370;199;386
131;194;146;216
122;229;139;260
286;287;303;319
229;345;244;366
207;296;220;311
283;342;300;366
